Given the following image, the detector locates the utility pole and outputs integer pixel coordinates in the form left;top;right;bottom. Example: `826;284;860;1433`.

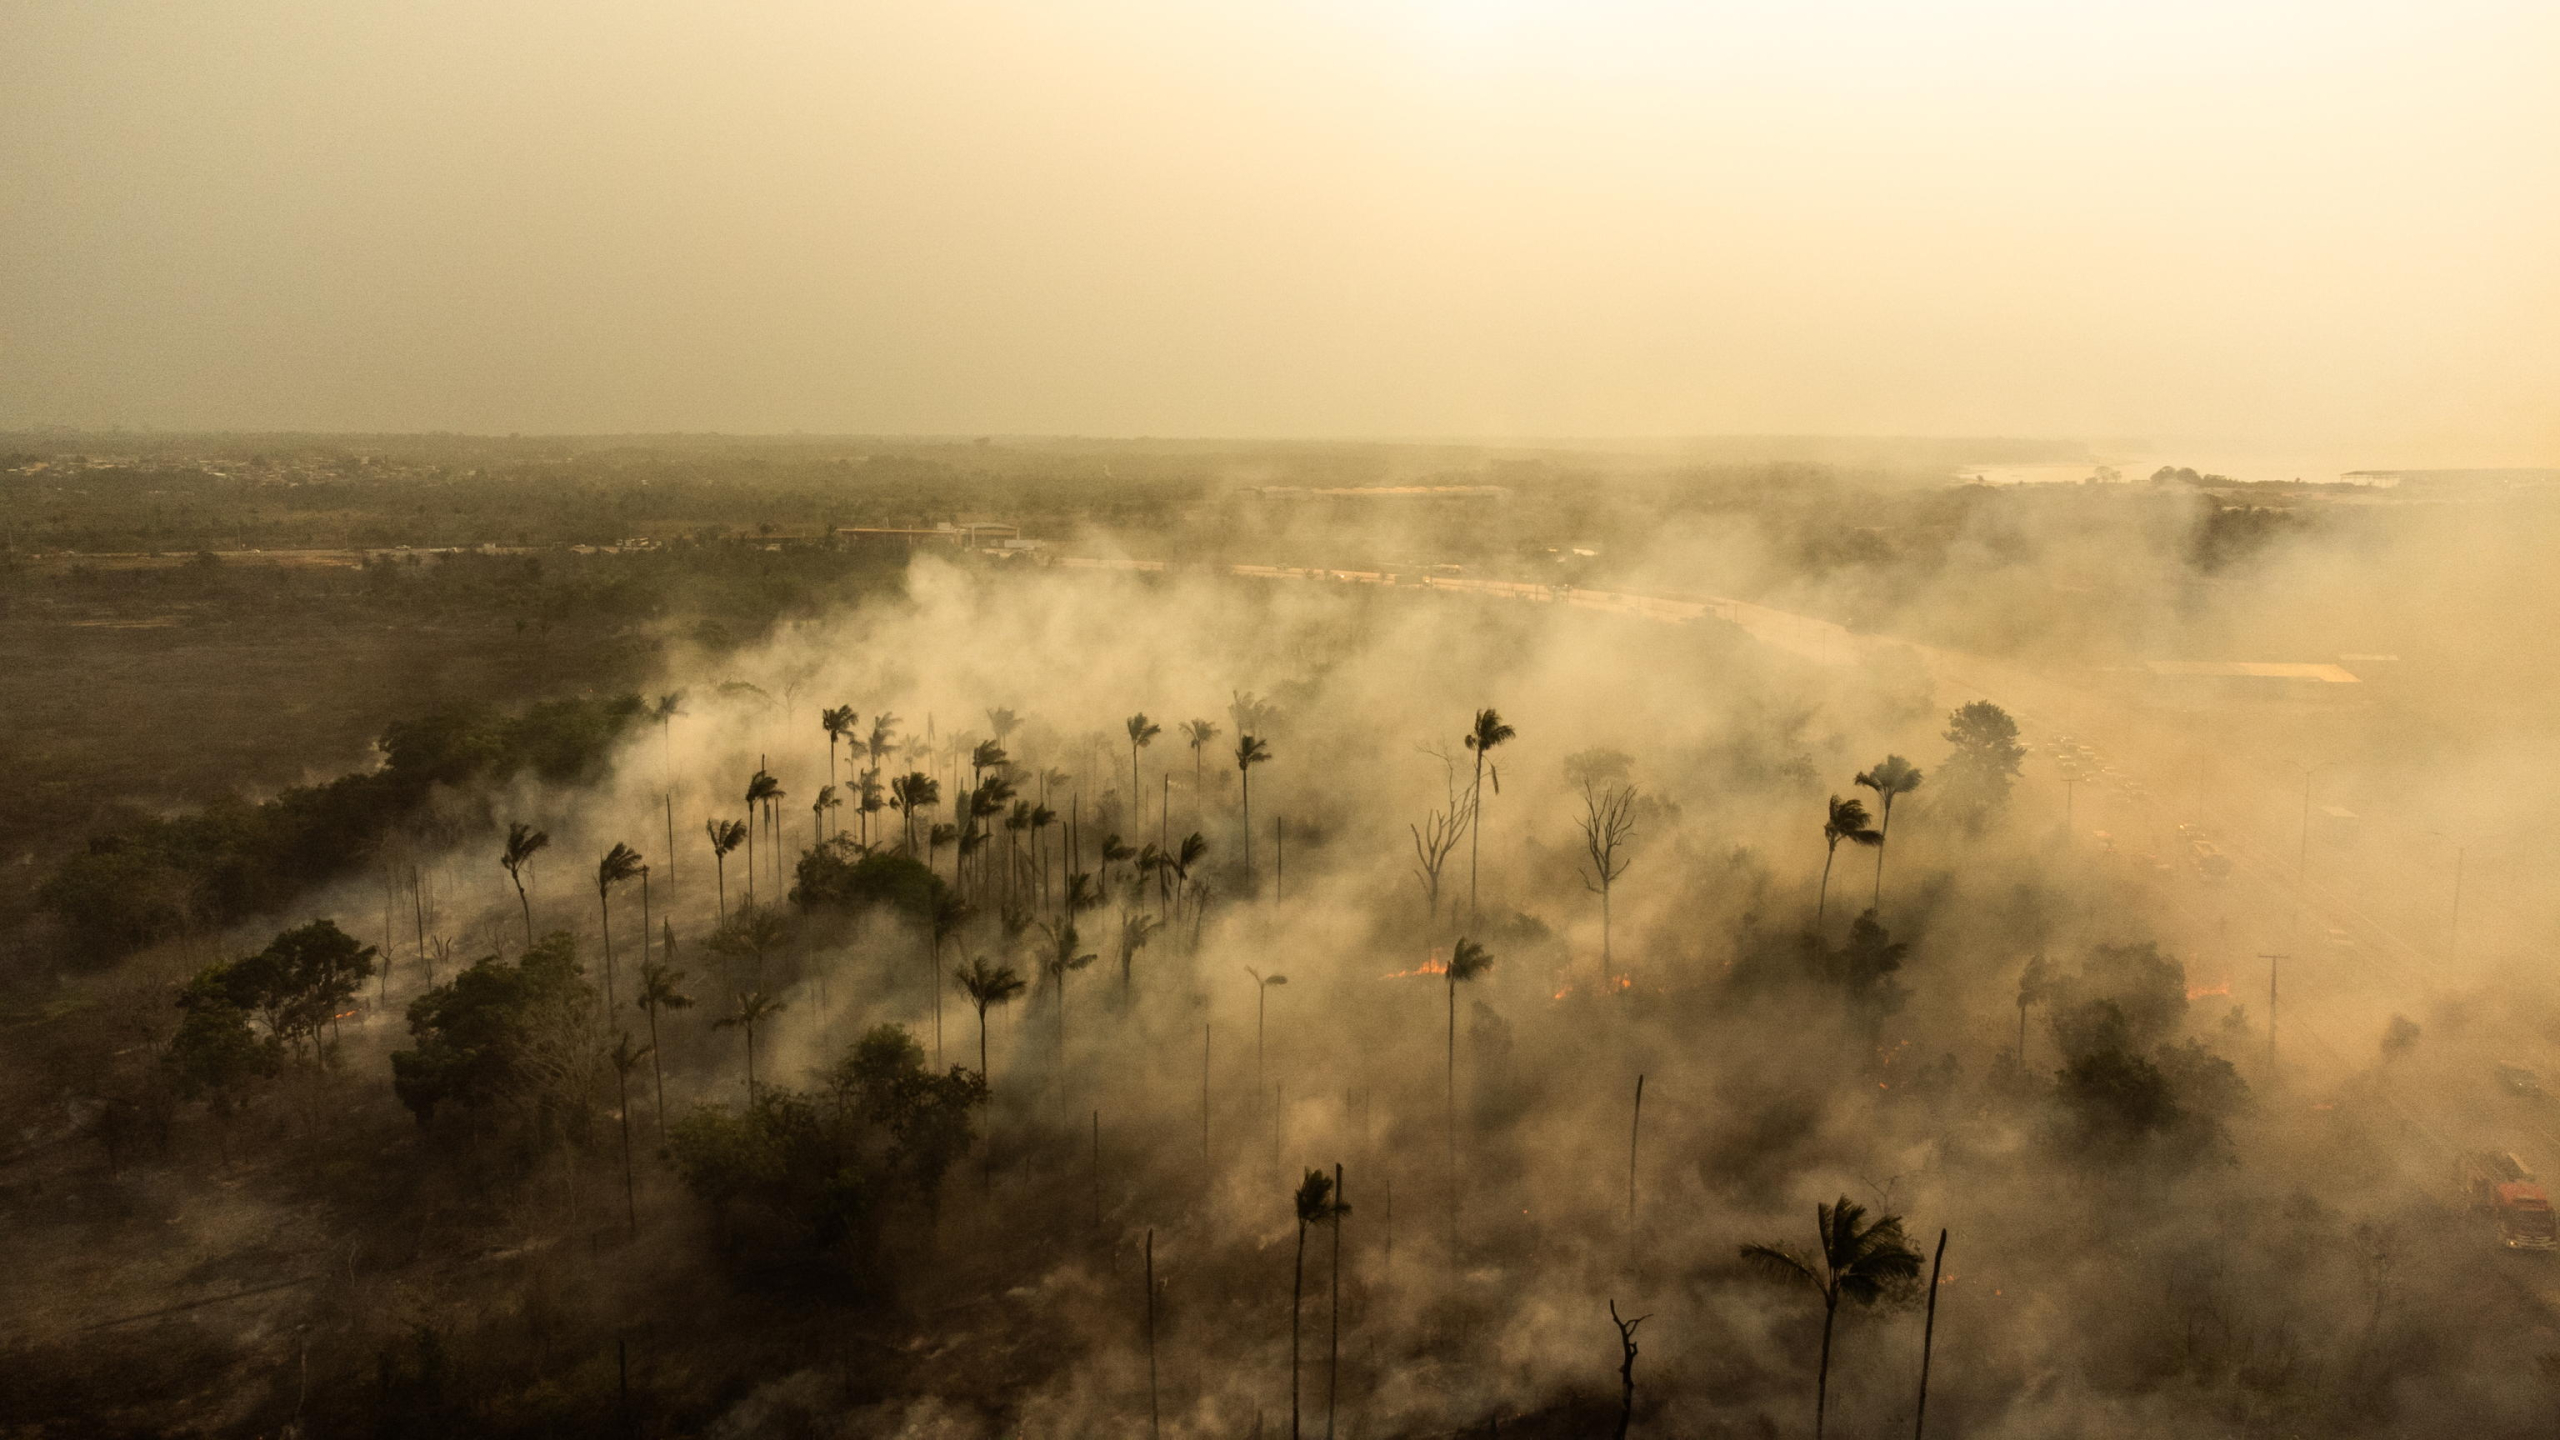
2259;953;2289;1074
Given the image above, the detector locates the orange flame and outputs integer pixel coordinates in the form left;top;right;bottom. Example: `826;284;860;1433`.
2187;981;2231;1000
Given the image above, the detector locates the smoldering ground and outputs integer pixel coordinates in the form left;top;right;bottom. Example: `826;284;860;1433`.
20;476;2560;1439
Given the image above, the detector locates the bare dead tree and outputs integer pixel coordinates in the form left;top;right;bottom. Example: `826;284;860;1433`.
1411;741;1475;944
1577;780;1638;980
1610;1300;1648;1440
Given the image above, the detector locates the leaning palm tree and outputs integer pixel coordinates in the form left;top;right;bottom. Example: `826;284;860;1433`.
1853;756;1924;908
1236;734;1272;886
1100;834;1136;898
890;770;940;854
705;818;748;921
1463;709;1516;923
501;822;550;946
595;842;645;1009
743;769;782;901
1117;911;1161;999
1817;795;1883;930
1444;937;1494;1255
1741;1195;1925;1440
713;989;786;1096
636;953;693;1140
1290;1168;1351;1440
953;956;1029;1093
608;1030;653;1234
821;705;858;788
1170;832;1208;938
812;784;841;844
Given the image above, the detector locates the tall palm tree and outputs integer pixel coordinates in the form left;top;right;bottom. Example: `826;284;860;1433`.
705;818;747;921
812;784;841;844
1236;734;1272;887
1853;756;1924;908
1100;834;1135;898
927;890;970;1066
1181;719;1221;806
1038;916;1097;1061
1006;800;1035;904
1818;795;1883;930
501;822;550;947
1444;937;1494;1255
928;822;959;881
651;691;686;783
1029;803;1058;907
743;769;782;902
890;770;939;854
1170;832;1208;940
652;691;686;895
1126;712;1162;805
636;952;693;1140
865;715;901;847
953;956;1029;1094
856;768;885;849
1463;709;1516;923
1118;911;1161;999
971;738;1009;783
822;705;857;789
713;989;786;1097
1741;1196;1925;1440
1290;1167;1350;1440
985;707;1020;746
595;842;644;1010
608;1031;653;1234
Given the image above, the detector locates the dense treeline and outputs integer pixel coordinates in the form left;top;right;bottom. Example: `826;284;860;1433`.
39;694;647;964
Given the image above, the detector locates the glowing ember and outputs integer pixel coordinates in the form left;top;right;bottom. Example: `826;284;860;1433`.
2187;981;2231;1000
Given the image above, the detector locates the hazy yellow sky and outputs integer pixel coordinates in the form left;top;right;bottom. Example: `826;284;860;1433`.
2;1;2552;454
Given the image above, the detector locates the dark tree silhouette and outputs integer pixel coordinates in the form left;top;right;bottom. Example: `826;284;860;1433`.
1126;712;1162;807
1463;708;1515;922
713;989;785;1097
608;1031;651;1235
743;769;783;903
1741;1195;1925;1440
704;818;747;922
1610;1300;1648;1440
890;770;940;855
1818;795;1882;930
501;822;550;948
1181;718;1220;810
594;842;644;1011
636;951;693;1141
822;705;857;790
1939;701;2025;829
953;956;1028;1095
1444;937;1494;1254
1290;1167;1349;1440
1236;734;1272;887
1853;756;1923;908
